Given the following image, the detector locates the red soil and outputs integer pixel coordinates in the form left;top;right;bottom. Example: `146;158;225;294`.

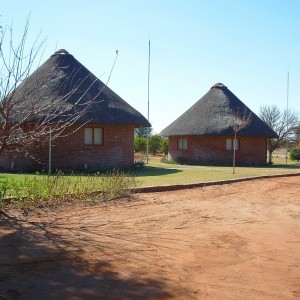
1;175;300;299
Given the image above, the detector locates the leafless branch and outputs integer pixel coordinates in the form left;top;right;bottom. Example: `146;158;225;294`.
229;109;252;173
0;17;119;162
259;105;299;163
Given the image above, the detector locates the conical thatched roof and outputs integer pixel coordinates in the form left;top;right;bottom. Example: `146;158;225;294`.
10;49;151;127
160;83;277;138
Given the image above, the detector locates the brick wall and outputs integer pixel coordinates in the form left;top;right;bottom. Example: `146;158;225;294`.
168;135;267;166
0;124;135;172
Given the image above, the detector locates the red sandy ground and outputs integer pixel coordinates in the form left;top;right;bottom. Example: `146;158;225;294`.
0;175;300;299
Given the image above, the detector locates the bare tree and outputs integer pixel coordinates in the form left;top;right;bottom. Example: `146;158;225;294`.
259;105;299;163
229;110;251;174
294;125;300;148
0;18;118;164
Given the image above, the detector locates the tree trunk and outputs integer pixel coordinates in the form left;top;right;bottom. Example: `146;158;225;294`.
233;134;237;174
268;149;273;164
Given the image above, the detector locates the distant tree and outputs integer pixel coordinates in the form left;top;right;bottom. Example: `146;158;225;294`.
259;105;299;164
134;127;152;138
160;137;168;155
134;137;147;153
295;125;300;147
148;134;161;155
229;110;251;174
290;148;300;161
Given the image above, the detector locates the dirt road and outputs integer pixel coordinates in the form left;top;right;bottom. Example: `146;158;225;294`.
1;175;300;299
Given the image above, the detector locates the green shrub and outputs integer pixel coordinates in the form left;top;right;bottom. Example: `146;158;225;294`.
160;155;168;163
160;137;168;155
290;148;300;161
134;137;147;153
149;134;161;155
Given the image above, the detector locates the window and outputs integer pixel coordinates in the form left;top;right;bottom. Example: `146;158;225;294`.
226;138;239;151
178;138;187;150
84;128;93;144
94;128;102;145
84;127;103;145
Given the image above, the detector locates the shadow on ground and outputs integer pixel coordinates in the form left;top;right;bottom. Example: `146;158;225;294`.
132;166;182;177
264;164;300;169
0;211;174;300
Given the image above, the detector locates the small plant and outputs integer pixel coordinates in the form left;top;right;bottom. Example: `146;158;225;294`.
290;148;300;161
0;170;140;210
0;180;9;199
160;155;168;163
95;169;140;200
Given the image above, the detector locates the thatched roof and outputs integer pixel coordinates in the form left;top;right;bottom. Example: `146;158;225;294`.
10;49;151;127
160;83;277;138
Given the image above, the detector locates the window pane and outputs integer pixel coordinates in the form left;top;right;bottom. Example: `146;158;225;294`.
226;138;232;150
84;128;93;144
178;138;182;149
178;138;187;150
94;128;103;145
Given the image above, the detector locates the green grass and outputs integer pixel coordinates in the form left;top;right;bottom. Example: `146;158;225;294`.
131;155;300;186
0;156;299;206
0;170;139;209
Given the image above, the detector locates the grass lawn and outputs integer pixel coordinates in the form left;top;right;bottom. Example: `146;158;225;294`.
0;156;299;189
132;155;300;186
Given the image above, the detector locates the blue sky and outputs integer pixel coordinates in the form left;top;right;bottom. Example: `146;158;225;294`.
2;0;300;133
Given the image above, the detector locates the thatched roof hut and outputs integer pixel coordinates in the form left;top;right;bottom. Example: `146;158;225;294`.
0;49;150;172
11;49;151;127
160;83;277;138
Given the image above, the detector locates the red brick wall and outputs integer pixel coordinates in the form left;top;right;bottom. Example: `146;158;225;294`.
168;135;267;165
0;125;135;172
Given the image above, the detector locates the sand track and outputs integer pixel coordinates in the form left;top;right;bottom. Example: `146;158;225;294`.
1;176;300;299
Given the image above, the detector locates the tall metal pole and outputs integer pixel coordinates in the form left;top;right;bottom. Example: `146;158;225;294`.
285;71;289;165
146;36;151;164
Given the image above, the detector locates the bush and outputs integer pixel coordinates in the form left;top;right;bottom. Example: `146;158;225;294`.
290;148;300;161
160;137;168;155
134;137;147;153
160;155;168;163
149;134;161;155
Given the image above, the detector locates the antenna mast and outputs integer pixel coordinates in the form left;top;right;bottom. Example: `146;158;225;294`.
146;34;151;164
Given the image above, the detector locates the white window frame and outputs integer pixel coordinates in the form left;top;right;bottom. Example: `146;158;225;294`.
84;127;103;145
178;138;187;150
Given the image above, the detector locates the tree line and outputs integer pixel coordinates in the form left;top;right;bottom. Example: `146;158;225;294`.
134;128;168;156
